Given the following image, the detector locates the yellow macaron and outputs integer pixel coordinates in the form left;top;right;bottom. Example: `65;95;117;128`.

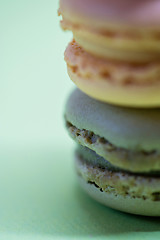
60;0;160;107
65;40;160;108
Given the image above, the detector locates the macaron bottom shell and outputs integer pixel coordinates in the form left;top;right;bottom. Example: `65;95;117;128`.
78;176;160;217
76;152;160;216
67;65;160;108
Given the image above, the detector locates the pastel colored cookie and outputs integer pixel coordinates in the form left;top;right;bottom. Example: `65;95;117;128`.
65;41;160;107
59;0;160;63
76;146;160;216
65;89;160;216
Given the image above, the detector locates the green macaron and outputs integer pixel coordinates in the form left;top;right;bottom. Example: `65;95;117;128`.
65;89;160;216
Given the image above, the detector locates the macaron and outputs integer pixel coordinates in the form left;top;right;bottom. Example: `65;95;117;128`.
65;89;160;216
59;0;160;108
59;0;160;62
64;40;160;108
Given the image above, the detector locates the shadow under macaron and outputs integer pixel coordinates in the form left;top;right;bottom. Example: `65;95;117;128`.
74;183;160;236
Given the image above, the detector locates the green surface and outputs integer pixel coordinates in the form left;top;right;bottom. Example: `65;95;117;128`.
1;0;160;239
0;148;160;240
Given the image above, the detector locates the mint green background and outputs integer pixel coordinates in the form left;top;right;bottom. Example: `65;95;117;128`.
1;0;160;239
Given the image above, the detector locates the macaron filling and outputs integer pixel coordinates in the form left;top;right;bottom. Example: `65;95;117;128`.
66;119;160;173
61;18;160;62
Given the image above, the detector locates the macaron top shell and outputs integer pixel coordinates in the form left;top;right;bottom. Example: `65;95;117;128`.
65;89;160;151
60;0;160;28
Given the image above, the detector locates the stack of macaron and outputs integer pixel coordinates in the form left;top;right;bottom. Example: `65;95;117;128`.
59;0;160;216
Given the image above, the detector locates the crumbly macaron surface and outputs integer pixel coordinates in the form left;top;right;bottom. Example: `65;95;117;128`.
65;41;160;87
76;153;160;202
